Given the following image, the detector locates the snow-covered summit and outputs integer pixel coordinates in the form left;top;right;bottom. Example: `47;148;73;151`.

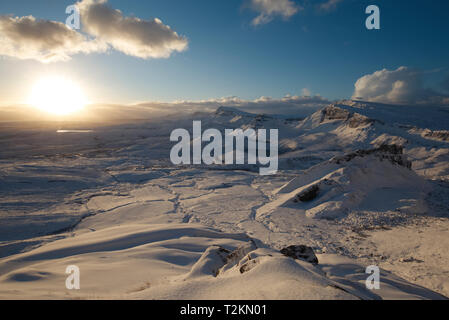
258;144;430;220
215;106;256;117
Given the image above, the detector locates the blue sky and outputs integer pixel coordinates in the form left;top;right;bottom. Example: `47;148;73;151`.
0;0;449;105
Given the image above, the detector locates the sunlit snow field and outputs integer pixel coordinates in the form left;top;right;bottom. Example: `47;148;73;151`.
0;101;448;299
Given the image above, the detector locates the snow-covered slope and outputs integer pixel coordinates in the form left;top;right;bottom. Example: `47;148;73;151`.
0;223;444;300
258;145;430;220
1;101;448;299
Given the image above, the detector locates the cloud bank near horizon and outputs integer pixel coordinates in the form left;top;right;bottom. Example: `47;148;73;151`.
0;94;330;122
352;66;449;106
157;94;330;116
2;78;449;123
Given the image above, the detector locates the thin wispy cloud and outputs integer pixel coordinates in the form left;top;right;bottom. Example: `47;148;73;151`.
247;0;302;26
318;0;343;12
0;0;188;63
301;88;311;96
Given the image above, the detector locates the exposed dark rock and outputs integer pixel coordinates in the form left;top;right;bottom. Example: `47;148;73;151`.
400;257;424;263
320;105;383;128
321;106;350;122
249;114;273;129
225;240;257;265
216;240;258;276
239;259;259;274
280;245;319;265
331;144;412;169
424;130;449;142
347;112;377;128
294;185;320;202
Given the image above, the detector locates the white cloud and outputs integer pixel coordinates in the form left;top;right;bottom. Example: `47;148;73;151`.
318;0;343;12
248;0;301;26
77;0;188;59
352;66;449;106
0;15;106;63
0;0;187;63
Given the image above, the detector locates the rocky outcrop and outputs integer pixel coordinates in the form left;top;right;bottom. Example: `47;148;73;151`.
280;245;319;265
186;240;259;278
423;130;449;142
219;240;258;274
331;144;412;169
293;184;320;202
320;105;382;128
321;105;351;122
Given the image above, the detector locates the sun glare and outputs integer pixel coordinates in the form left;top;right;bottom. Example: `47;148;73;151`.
29;77;88;115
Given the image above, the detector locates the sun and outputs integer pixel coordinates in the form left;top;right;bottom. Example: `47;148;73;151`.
29;76;88;115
